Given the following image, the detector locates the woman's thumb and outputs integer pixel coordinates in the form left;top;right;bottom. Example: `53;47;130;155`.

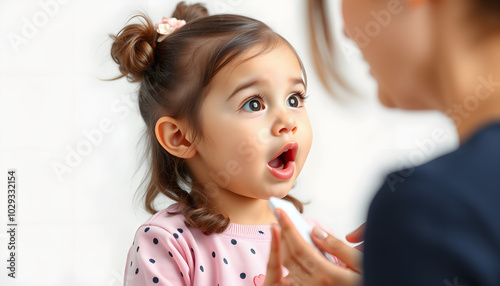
311;227;363;273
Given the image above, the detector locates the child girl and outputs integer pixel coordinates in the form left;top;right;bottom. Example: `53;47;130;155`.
110;2;334;285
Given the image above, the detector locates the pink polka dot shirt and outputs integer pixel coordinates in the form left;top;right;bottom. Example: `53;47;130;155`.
123;204;333;285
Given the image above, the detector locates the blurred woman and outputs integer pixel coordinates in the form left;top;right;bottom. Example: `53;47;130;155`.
266;0;500;285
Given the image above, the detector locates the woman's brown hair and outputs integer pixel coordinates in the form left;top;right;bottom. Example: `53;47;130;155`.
307;0;353;96
473;0;500;34
110;2;305;234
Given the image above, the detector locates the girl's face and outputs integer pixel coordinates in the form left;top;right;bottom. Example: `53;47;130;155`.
342;0;440;110
187;44;313;202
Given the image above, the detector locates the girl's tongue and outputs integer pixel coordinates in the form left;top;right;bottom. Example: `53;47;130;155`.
268;157;284;169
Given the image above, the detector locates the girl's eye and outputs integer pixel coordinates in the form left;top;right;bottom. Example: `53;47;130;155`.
242;98;264;112
287;95;301;108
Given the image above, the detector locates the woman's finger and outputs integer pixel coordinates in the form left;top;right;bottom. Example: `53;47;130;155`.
311;226;363;273
345;223;365;243
264;224;284;286
275;209;327;272
275;209;363;285
346;223;365;251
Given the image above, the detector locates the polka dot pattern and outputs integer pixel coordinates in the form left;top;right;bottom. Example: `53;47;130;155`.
128;228;273;284
124;207;294;285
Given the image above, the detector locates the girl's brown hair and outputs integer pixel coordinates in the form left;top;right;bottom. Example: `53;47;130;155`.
110;2;305;234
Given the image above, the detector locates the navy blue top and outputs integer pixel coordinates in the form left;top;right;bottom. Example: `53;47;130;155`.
364;122;500;286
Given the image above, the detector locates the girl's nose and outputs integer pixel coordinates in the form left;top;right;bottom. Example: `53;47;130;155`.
271;110;298;136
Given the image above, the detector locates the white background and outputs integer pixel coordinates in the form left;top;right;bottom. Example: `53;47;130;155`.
0;0;457;285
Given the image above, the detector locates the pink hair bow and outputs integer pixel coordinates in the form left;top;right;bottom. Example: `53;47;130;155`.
155;17;186;42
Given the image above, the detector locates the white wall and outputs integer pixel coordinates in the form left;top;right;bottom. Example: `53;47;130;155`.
0;0;457;285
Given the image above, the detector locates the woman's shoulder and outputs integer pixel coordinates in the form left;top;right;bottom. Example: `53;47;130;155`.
380;121;500;202
371;121;500;230
424;121;500;178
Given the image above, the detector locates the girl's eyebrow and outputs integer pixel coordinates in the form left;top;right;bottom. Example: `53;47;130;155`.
228;79;260;100
290;77;306;88
227;77;305;100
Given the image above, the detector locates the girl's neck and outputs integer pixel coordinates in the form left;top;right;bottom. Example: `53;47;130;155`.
210;190;277;225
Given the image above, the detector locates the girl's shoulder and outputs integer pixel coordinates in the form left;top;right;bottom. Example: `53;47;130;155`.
138;203;193;237
145;203;184;224
129;204;202;259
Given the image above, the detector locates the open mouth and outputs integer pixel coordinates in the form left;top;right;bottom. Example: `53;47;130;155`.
268;144;297;169
267;142;298;180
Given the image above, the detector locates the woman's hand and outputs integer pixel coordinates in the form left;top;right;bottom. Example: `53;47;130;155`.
346;223;365;251
264;209;363;286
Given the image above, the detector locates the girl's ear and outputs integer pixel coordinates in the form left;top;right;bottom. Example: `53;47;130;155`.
155;117;196;159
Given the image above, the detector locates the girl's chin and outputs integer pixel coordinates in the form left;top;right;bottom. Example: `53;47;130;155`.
265;187;294;200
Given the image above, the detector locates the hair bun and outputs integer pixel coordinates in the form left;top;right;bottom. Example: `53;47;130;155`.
109;3;208;83
172;2;209;23
110;14;156;82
